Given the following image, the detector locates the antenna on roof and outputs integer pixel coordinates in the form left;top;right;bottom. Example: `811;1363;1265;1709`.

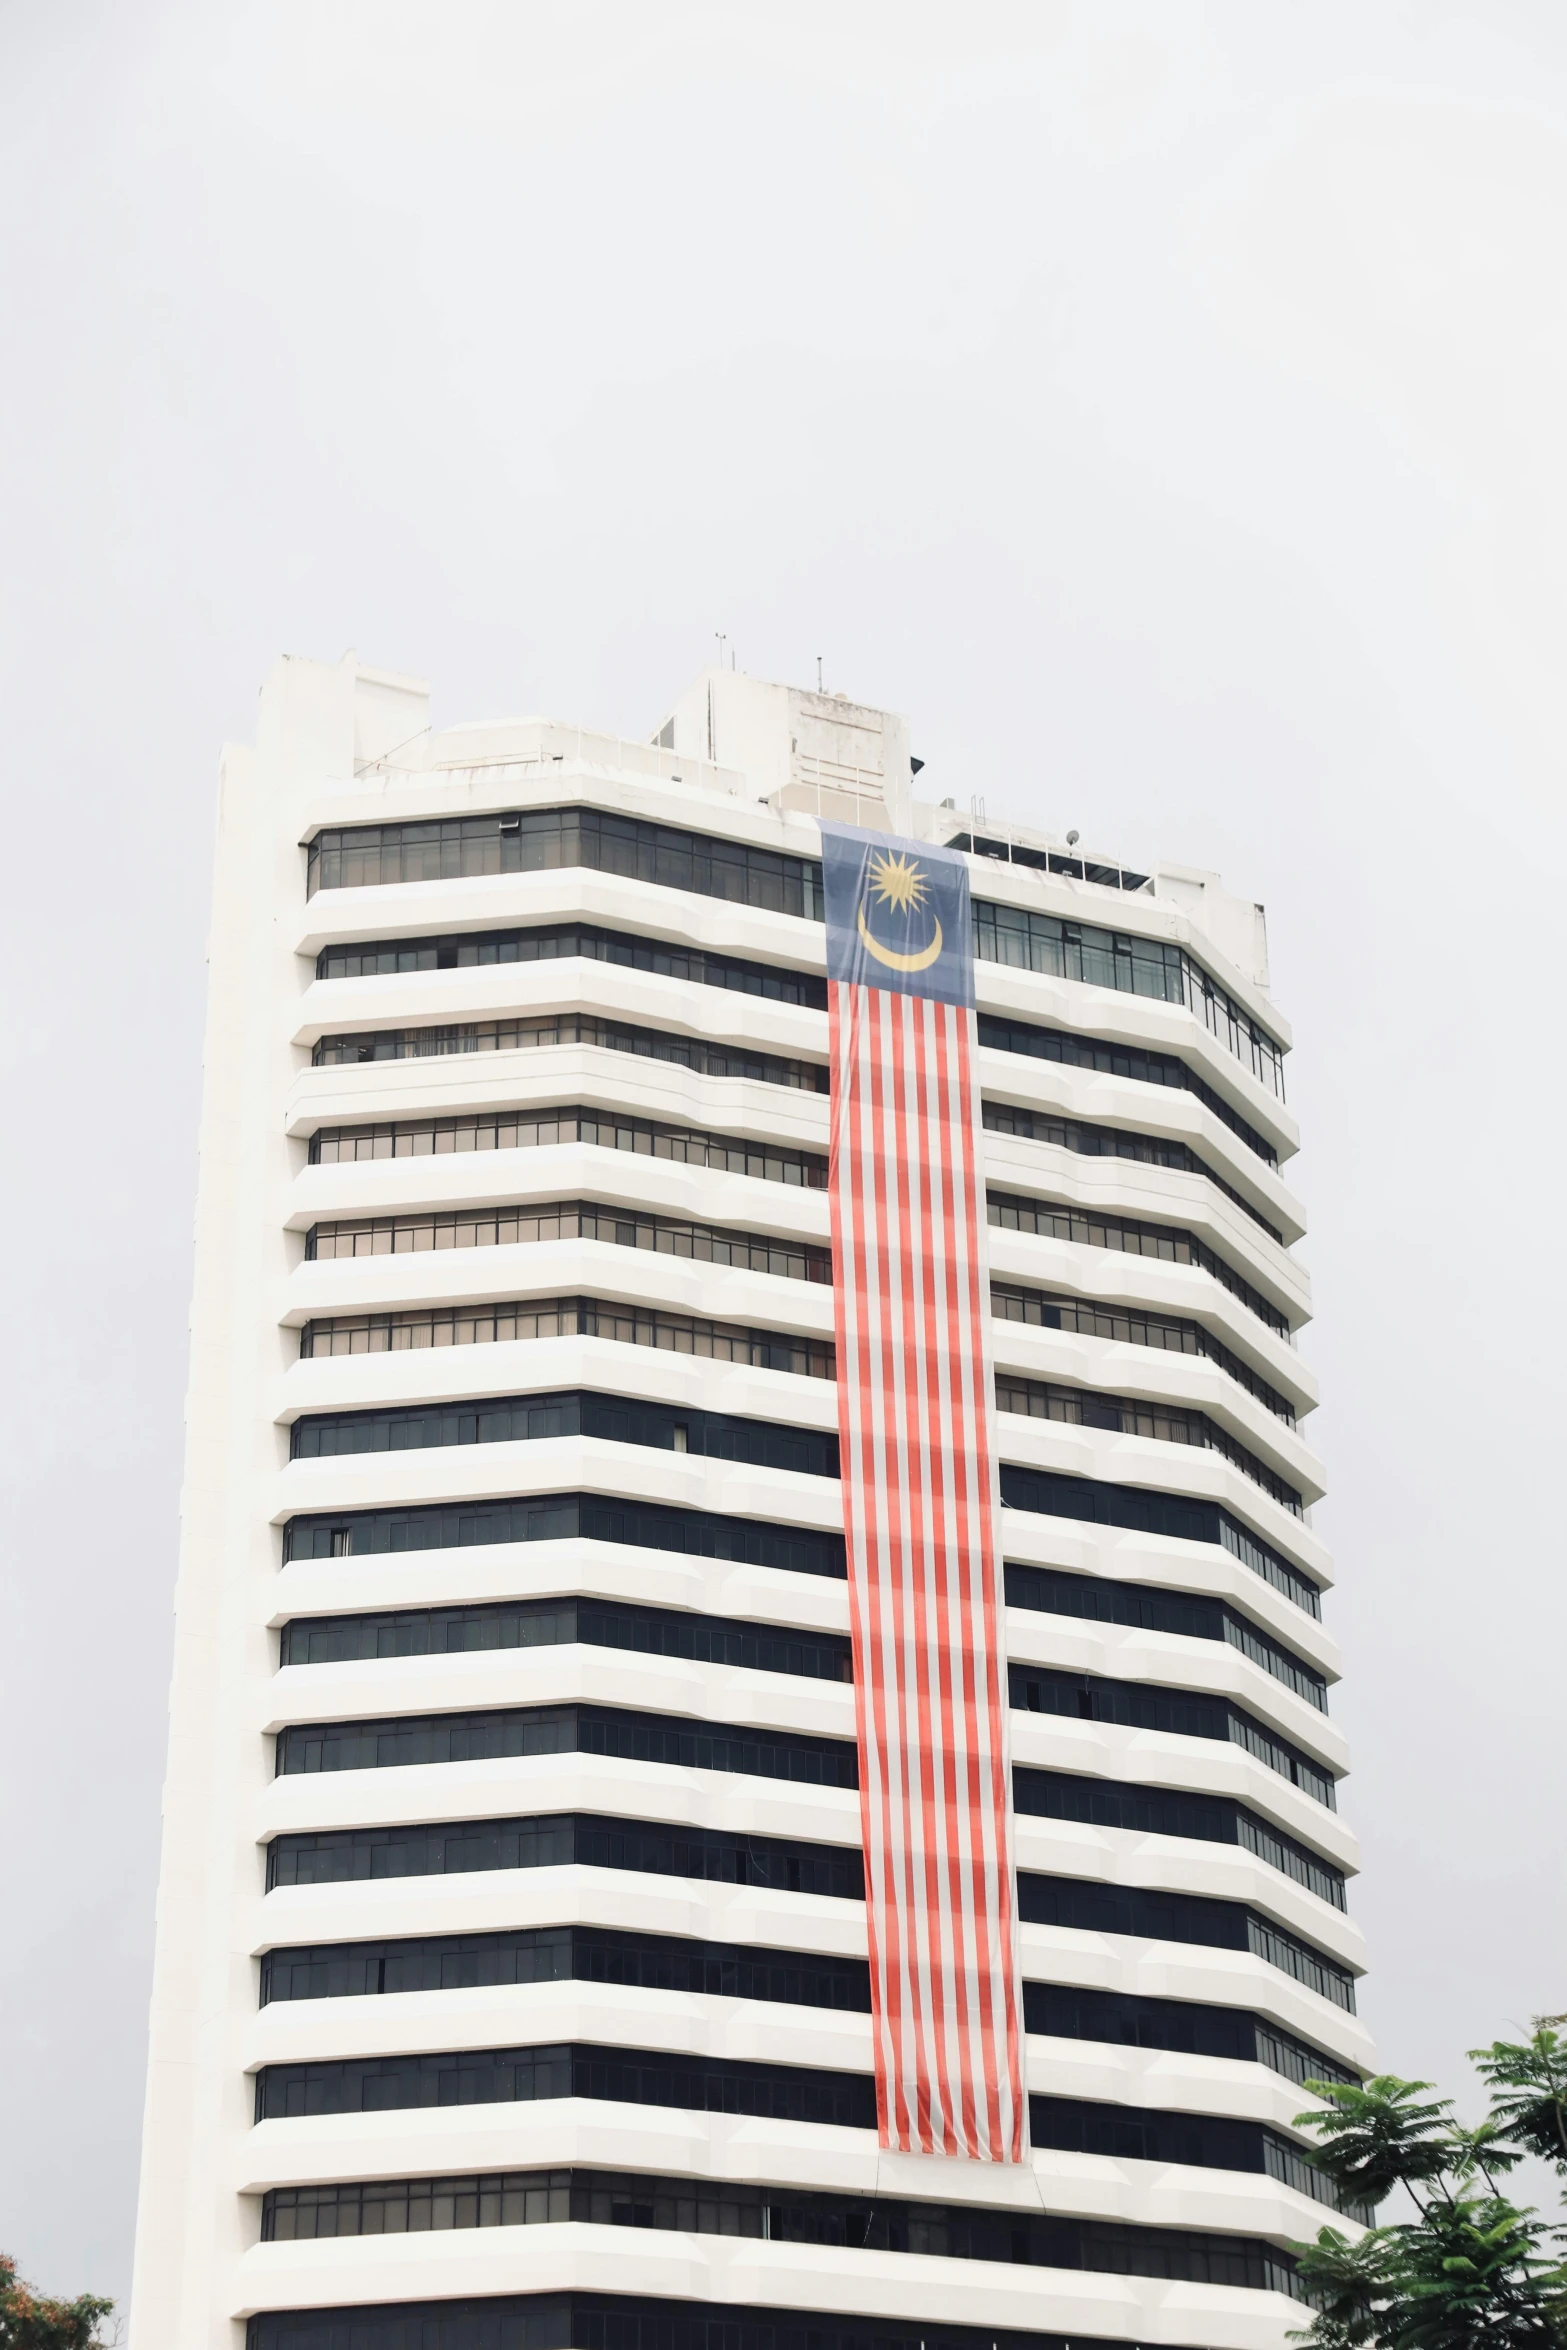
817;656;823;692
1067;829;1080;847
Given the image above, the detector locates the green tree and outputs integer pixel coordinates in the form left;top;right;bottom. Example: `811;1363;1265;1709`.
1289;2018;1567;2349
1474;2019;1567;2172
0;2255;115;2350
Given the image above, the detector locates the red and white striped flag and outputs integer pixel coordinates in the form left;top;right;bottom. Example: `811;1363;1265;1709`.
821;823;1025;2164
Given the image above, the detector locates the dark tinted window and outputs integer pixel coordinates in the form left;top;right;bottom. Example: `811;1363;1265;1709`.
1013;1765;1345;1905
307;1201;831;1283
982;1103;1282;1245
255;2042;876;2129
1018;1872;1355;2010
307;1107;826;1187
296;1298;835;1381
977;1013;1277;1168
290;1392;838;1479
274;1703;856;1790
260;1926;870;2011
306;807;825;917
1004;1561;1327;1711
1009;1665;1335;1807
316;921;826;1007
991;1279;1295;1424
995;1373;1302;1515
280;1599;852;1682
1000;1462;1321;1617
266;1813;863;1899
987;1187;1289;1333
281;1493;846;1580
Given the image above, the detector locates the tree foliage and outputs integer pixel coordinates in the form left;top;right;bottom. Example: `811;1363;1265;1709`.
1289;2019;1567;2349
1474;2019;1567;2173
0;2256;115;2350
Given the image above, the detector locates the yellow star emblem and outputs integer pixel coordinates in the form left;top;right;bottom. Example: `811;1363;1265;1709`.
869;851;929;915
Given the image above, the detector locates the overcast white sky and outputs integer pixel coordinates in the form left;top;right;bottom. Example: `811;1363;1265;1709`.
3;0;1565;2315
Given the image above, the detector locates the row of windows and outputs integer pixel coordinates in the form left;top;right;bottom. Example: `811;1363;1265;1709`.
302;1095;1283;1269
277;1589;1324;1782
308;1107;829;1187
1013;1764;1344;1906
256;1917;1356;2088
287;1372;1306;1594
308;992;1276;1178
1009;1663;1335;1809
971;901;1287;1099
259;2113;1352;2241
275;1703;858;1790
251;2046;1345;2210
290;1327;1294;1523
988;1186;1287;1333
305;805;1285;1096
952;829;1153;894
1019;1873;1356;2009
282;1494;846;1579
296;1297;835;1377
290;1392;840;1478
280;1463;1318;1622
261;1808;1358;2005
977;1013;1277;1169
315;921;827;1009
254;2180;1307;2307
250;2285;1295;2350
312;905;1288;1141
280;1572;1325;1721
279;1599;854;1681
1032;2097;1360;2212
289;1376;1295;1521
278;1597;1325;1776
1023;1978;1354;2086
981;1100;1283;1245
255;2042;871;2126
271;1666;1334;1820
311;1014;827;1095
305;807;827;918
992;1279;1294;1424
320;912;1293;1117
271;1692;1340;1894
995;1372;1303;1516
309;999;1276;1206
998;1462;1322;1616
280;1413;1321;1640
278;1673;1334;1814
273;1581;1331;1812
306;1202;832;1283
266;1812;861;1898
1004;1560;1328;1712
300;1197;1287;1419
260;1925;870;2013
301;1211;1286;1422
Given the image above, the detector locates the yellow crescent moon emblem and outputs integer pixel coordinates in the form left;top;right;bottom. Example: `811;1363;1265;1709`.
857;901;944;972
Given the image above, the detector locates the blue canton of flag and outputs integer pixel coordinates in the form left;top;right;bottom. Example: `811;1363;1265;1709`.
820;823;974;1010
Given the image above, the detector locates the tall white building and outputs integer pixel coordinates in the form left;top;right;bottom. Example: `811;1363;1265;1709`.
131;654;1368;2350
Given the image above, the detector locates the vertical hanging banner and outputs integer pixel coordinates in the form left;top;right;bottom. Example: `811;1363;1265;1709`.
821;821;1025;2164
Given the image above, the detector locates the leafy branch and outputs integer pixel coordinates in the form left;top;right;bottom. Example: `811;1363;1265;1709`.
0;2254;116;2350
1287;2019;1567;2349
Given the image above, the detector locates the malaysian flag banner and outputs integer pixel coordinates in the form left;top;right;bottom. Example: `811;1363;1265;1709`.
820;821;1025;2164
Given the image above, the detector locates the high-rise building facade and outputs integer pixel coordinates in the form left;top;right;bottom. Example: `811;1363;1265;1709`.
130;654;1368;2350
